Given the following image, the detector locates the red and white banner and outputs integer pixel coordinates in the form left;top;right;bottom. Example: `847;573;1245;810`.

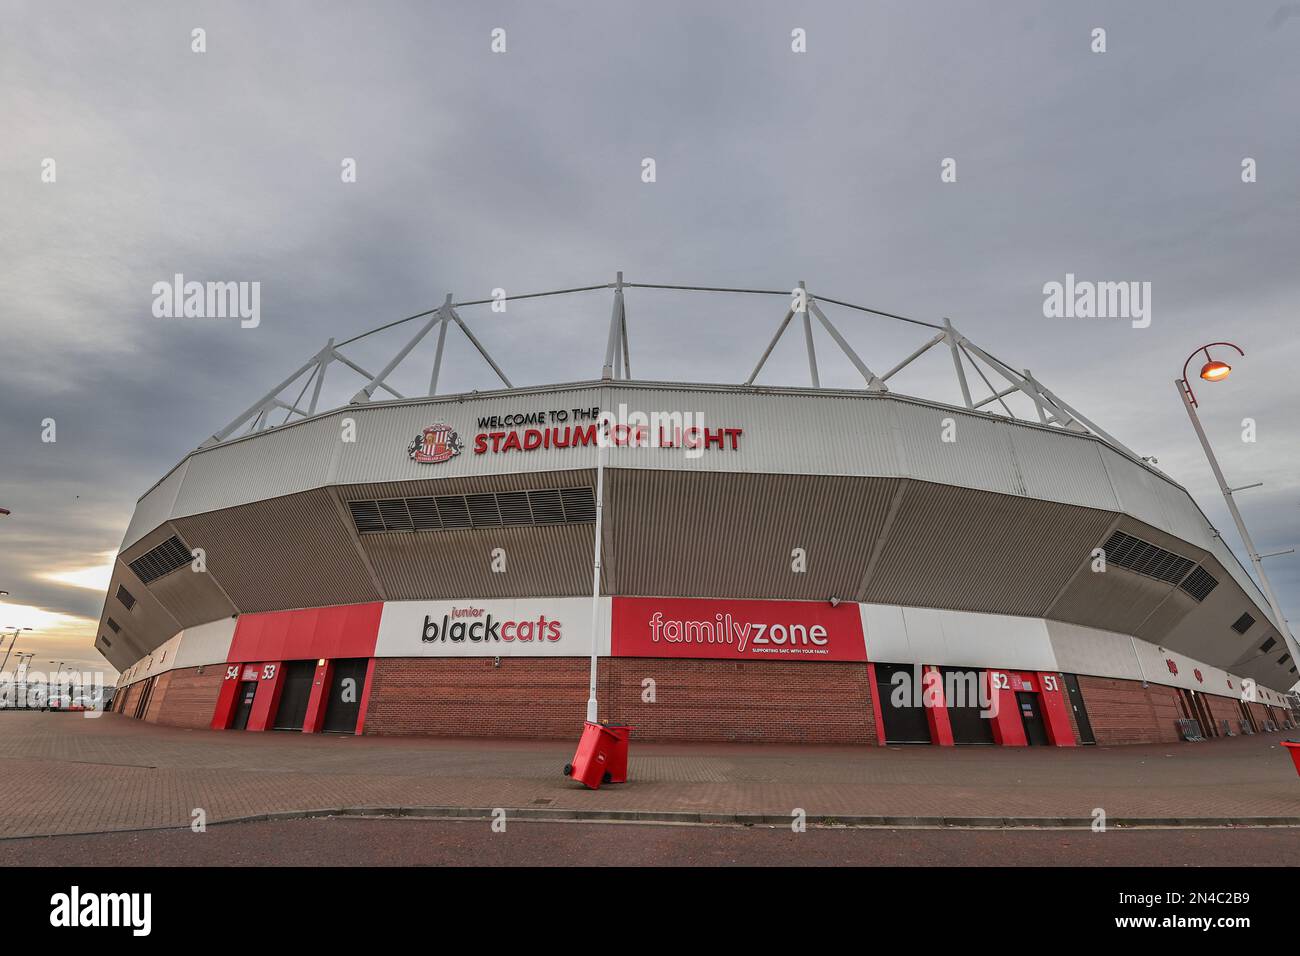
612;596;866;661
375;597;609;657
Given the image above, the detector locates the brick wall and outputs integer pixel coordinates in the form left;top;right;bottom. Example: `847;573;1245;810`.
364;657;591;739
152;667;226;728
361;657;876;743
601;658;875;744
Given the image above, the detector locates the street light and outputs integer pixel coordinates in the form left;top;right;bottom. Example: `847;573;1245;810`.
1175;342;1299;678
1;627;32;673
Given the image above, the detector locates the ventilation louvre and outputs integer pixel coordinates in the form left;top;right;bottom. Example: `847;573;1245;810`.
127;535;193;584
1100;530;1196;585
375;499;413;532
497;491;532;525
528;489;565;524
1260;637;1278;653
1178;566;1219;602
560;486;597;522
346;487;597;534
405;497;442;530
436;496;472;529
115;585;136;610
466;494;502;527
347;500;386;533
1231;612;1256;635
106;618;121;634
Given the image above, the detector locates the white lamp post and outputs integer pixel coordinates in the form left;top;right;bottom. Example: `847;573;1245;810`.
1175;342;1299;676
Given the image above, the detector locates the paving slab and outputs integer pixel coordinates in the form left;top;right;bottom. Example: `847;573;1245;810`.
1;712;1298;838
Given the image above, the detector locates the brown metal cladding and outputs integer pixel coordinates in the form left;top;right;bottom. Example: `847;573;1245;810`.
861;480;1117;617
170;487;382;613
1047;565;1178;634
601;470;900;600
141;532;238;630
97;562;182;670
1134;587;1199;644
357;522;595;600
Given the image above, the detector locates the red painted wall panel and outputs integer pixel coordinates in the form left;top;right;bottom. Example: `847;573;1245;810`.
227;602;383;663
302;660;334;734
1036;672;1076;747
922;665;954;746
245;661;284;732
210;666;241;729
866;662;888;747
988;673;1027;746
355;658;377;735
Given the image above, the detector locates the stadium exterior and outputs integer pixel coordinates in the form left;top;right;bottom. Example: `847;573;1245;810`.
97;280;1298;746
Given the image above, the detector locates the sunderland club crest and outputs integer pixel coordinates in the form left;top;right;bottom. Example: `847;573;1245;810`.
408;423;463;464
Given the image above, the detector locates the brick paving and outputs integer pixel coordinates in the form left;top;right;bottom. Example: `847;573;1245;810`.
1;712;1299;838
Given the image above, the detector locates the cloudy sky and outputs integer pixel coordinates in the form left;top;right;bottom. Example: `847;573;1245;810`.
2;1;1298;680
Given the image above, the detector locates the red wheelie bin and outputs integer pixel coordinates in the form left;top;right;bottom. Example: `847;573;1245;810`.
1282;740;1300;776
563;721;632;790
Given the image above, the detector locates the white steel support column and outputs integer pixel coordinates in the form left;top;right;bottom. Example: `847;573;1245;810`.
448;305;513;388
585;408;610;723
602;272;625;381
1176;378;1299;669
745;309;795;385
351;297;447;403
308;339;332;415
808;299;886;390
944;318;974;409
800;281;819;388
427;310;450;396
620;299;631;380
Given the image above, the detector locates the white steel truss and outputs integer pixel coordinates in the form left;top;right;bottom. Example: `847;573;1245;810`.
203;275;1137;460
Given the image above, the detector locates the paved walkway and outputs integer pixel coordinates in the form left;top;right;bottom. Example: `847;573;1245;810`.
1;713;1299;838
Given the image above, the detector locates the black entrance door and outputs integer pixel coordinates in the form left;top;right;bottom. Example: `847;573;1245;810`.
231;681;257;730
1016;691;1049;745
1062;673;1095;745
273;661;316;731
322;658;368;734
875;663;932;744
941;666;995;744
